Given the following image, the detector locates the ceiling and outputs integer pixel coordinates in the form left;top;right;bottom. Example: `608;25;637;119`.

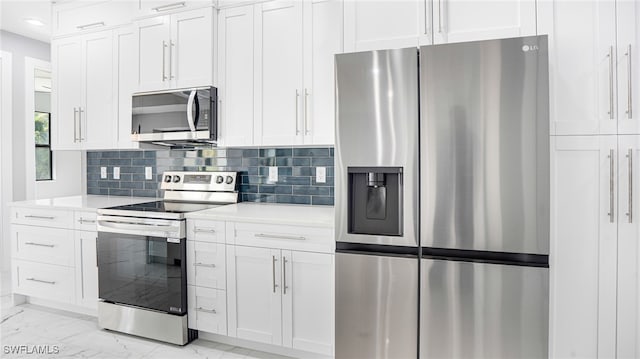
1;0;52;43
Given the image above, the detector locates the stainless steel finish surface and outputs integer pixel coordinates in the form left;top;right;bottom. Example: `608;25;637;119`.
194;263;215;268
420;36;550;254
76;21;105;30
194;228;217;233
26;278;55;285
160;171;237;192
335;47;419;247
295;89;300;135
186;90;197;132
628;148;633;223
97;207;186;220
627;44;633;119
131;130;214;143
283;256;288;294
96;215;185;238
98;301;190;345
420;259;549;358
304;88;310;135
610;149;615;223
25;242;55;248
196;307;216;314
152;2;186;12
133;86;214;96
162;41;167;81
163;191;237;204
336;252;418;358
25;215;55;220
79;107;84;141
78;218;96;224
272;255;277;293
254;233;306;241
609;46;614;119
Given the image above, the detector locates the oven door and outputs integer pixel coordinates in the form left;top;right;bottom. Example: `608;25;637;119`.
97;230;187;315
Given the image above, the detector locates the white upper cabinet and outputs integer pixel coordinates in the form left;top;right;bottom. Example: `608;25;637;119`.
218;5;255;146
52;30;115;150
52;0;133;37
114;26;139;149
135;7;215;92
550;136;618;359
254;0;304;146
433;0;536;44
616;2;640;135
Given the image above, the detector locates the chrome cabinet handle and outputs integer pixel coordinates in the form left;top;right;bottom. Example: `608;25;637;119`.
169;41;175;80
283;256;288;295
272;255;278;293
78;218;96;224
162;41;168;81
194;262;216;268
26;278;55;285
76;21;105;30
255;233;306;241
608;46;614;119
25;215;55;220
79;107;84;141
609;149;615;223
626;44;633;119
295;90;300;135
438;0;443;33
304;89;310;135
628;148;634;223
195;307;216;314
194;228;216;233
24;242;55;248
152;2;186;12
73;107;78;142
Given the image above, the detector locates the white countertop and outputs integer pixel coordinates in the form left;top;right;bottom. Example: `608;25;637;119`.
186;202;335;227
8;195;157;211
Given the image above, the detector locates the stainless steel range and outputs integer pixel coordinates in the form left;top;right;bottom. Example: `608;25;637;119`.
95;171;238;345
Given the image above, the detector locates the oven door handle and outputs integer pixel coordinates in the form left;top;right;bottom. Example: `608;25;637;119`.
97;220;180;237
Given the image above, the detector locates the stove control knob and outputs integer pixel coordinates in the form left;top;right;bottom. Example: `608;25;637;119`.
173;175;181;183
164;175;172;183
225;176;234;184
216;175;224;184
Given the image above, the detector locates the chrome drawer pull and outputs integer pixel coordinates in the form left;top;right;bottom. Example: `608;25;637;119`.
609;149;615;223
26;278;55;285
24;242;55;248
255;233;306;241
194;263;216;268
194;228;216;233
25;215;55;220
195;307;216;314
76;21;105;30
78;218;96;224
152;2;186;12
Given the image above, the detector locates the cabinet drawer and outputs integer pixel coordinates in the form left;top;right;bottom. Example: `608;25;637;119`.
75;211;98;231
231;222;334;253
188;285;227;335
187;220;226;243
13;260;76;304
10;207;74;229
11;225;75;267
134;0;215;18
53;1;133;37
187;241;226;289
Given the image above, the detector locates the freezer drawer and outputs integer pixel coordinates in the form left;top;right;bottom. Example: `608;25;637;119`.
336;252;418;359
420;258;548;359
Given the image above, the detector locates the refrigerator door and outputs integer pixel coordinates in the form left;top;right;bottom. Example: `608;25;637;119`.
335;48;419;247
336;252;418;358
420;258;549;358
419;36;550;255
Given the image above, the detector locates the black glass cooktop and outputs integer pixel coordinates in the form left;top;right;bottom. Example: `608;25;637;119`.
105;201;221;214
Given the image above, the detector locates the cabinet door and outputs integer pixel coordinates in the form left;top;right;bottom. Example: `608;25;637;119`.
82;30;115;149
171;7;214;88
617;135;640;358
282;250;333;356
343;0;431;51
218;5;255;146
433;0;535;44
52;37;82;150
302;0;342;145
76;230;98;309
617;1;640;135
226;245;282;345
114;27;139;149
136;16;170;92
254;0;304;146
550;136;617;358
538;1;617;135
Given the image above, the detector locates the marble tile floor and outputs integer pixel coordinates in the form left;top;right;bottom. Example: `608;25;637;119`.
0;297;291;359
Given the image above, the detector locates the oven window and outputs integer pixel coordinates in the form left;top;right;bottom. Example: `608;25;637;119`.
97;232;187;315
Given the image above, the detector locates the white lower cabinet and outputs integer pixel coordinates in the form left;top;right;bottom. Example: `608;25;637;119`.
76;231;98;310
188;285;227;335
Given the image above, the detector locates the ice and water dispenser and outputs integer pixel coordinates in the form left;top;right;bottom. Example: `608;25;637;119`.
347;167;403;236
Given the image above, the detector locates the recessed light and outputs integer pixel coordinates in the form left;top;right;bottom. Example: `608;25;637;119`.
24;18;45;27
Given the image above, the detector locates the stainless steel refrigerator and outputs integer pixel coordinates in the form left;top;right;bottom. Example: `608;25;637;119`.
335;36;550;358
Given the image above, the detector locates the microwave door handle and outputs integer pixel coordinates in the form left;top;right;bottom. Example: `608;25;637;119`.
193;94;200;128
186;90;197;133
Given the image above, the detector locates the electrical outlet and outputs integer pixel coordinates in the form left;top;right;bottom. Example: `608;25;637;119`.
268;166;278;183
100;167;107;179
145;167;153;180
316;166;326;183
113;167;120;180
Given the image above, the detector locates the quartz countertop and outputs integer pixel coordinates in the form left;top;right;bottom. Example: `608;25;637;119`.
185;202;335;227
8;195;157;211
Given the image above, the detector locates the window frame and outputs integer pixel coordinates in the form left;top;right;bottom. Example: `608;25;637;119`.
34;111;52;181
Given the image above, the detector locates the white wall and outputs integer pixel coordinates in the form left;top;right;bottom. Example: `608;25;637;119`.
1;51;13;293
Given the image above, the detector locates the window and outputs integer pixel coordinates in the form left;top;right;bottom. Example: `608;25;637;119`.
35;111;52;181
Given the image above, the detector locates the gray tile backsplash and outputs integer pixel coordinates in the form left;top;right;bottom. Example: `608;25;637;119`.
86;147;334;206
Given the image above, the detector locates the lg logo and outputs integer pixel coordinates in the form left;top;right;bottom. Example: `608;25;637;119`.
522;44;539;52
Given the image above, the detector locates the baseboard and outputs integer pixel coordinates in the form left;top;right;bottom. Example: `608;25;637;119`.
198;332;332;359
27;297;97;317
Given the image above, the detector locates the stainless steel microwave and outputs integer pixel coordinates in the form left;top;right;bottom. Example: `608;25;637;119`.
131;87;217;145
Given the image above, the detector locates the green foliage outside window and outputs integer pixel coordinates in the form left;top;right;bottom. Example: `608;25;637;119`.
35;112;52;181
